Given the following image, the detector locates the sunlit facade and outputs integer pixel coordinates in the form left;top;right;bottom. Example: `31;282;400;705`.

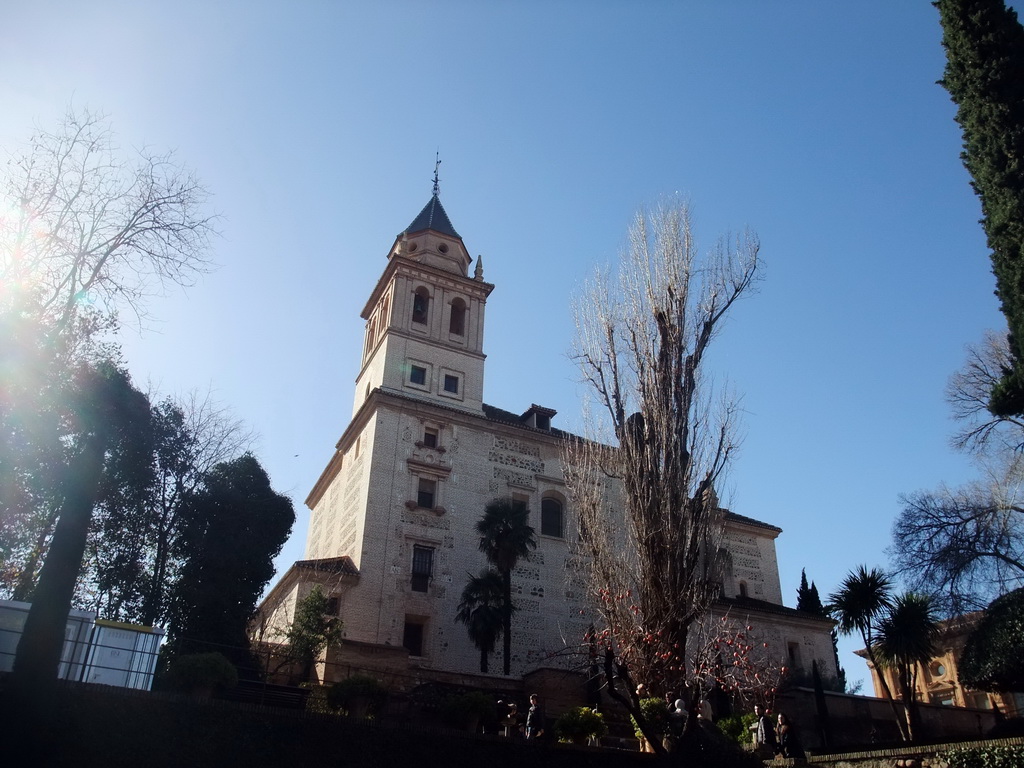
254;190;837;684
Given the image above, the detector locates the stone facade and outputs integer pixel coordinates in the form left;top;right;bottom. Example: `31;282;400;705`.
255;191;838;684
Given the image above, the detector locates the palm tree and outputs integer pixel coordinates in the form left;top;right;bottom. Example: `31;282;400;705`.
456;569;505;673
476;497;537;675
828;566;908;739
875;592;938;742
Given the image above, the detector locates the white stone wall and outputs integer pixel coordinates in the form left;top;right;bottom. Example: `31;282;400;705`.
308;387;838;679
705;603;839;682
311;398;590;675
723;523;783;604
305;420;373;566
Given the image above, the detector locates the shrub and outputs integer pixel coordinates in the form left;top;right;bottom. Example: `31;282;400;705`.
554;706;608;743
716;712;757;745
631;697;670;740
163;652;238;694
325;675;387;716
301;683;334;715
945;745;1024;768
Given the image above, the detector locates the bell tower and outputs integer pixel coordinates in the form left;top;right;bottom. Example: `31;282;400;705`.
353;182;494;416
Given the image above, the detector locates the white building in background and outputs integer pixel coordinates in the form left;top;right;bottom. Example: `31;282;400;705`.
255;186;836;683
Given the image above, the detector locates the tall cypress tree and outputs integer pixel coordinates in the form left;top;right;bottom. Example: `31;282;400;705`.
936;0;1024;415
798;569;847;692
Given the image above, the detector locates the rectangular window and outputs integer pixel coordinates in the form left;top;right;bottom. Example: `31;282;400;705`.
410;365;427;386
443;374;459;394
423;427;438;448
403;618;425;656
417;477;436;509
541;498;564;538
411;545;433;592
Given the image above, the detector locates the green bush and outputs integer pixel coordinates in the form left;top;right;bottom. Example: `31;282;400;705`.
945;745;1024;768
554;706;608;743
325;675;387;716
716;712;757;745
300;683;334;715
163;652;238;694
631;697;669;740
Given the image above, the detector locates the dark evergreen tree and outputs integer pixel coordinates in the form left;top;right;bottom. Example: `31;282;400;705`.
960;588;1024;691
168;454;294;676
936;0;1024;415
797;568;825;613
799;568;847;693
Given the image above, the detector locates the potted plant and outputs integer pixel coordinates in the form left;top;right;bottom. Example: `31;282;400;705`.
555;706;608;745
326;674;387;719
163;652;238;699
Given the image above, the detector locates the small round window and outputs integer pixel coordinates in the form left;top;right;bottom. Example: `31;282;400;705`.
438;243;449;253
931;662;946;677
407;242;417;252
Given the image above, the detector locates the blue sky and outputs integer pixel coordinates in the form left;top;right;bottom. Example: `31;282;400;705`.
1;1;1005;686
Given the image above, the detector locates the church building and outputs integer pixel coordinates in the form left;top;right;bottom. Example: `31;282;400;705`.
255;183;837;687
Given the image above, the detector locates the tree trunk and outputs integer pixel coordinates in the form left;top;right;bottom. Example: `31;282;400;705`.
13;432;106;682
501;568;511;676
863;639;909;741
11;504;61;601
899;669;919;742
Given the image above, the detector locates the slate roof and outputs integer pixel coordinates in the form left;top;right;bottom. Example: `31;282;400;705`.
716;595;834;624
482;403;571;438
724;510;782;533
404;194;460;238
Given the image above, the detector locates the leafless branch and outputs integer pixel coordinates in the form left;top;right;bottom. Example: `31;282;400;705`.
1;106;217;333
565;199;760;708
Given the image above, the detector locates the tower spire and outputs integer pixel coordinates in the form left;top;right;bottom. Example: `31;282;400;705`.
432;152;441;198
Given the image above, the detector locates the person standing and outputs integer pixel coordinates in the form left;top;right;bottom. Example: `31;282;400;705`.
505;702;522;738
525;693;545;740
776;712;805;759
749;705;777;754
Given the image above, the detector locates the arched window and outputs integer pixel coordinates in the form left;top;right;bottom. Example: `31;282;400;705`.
738;580;748;598
449;298;466;336
541;497;564;538
412;287;429;325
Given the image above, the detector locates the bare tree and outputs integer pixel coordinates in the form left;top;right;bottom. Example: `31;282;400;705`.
892;457;1024;614
0;106;215;331
891;333;1024;613
947;331;1024;453
565;200;759;751
0;107;216;683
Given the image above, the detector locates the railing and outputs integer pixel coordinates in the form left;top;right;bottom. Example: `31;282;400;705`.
1;620;162;689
